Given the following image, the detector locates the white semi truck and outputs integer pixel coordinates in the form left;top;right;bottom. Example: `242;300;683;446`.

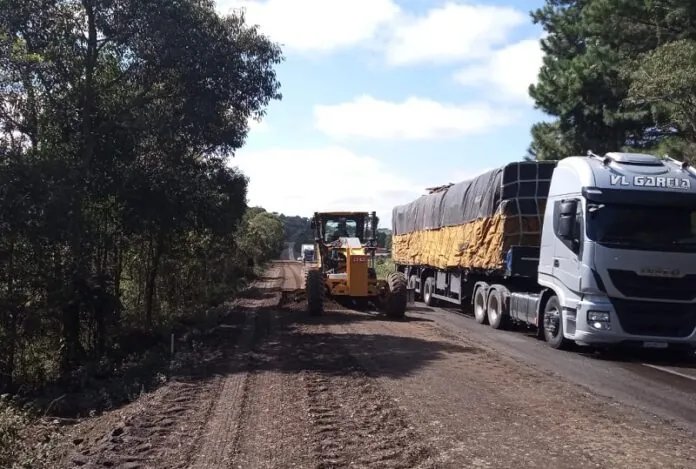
393;152;696;353
299;243;315;264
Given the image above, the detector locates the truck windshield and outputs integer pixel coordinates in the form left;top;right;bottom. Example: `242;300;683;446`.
586;203;696;252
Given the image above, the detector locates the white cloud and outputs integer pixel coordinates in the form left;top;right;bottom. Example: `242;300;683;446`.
216;0;400;52
231;145;424;228
217;1;534;70
384;2;526;66
313;95;520;140
454;37;545;102
231;145;498;228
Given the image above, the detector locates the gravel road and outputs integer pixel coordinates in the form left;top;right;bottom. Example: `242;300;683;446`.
55;262;696;469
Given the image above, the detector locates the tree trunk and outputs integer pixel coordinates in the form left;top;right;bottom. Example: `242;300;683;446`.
145;230;165;326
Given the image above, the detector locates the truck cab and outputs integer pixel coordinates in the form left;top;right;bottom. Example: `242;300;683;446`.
538;152;696;351
300;244;315;264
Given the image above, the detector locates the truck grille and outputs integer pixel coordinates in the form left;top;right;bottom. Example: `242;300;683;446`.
610;298;696;338
607;269;696;301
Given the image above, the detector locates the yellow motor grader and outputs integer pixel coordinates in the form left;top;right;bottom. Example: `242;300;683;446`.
304;211;408;318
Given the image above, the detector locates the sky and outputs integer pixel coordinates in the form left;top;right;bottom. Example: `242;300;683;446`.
215;0;551;229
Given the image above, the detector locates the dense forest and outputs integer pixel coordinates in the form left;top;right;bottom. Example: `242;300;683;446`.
0;0;284;411
528;0;696;161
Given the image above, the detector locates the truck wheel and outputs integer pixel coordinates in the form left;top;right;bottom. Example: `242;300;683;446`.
385;271;408;319
543;295;569;350
423;276;436;307
306;269;324;316
487;288;507;330
473;286;488;325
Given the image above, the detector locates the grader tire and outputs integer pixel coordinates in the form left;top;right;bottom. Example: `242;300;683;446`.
306;269;324;316
385;271;408;319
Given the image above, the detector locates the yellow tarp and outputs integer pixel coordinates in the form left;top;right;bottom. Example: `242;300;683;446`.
392;211;544;270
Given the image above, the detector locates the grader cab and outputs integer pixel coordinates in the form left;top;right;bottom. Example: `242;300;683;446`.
303;211;408;318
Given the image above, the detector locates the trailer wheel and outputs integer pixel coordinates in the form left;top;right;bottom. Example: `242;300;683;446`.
473;286;488;325
423;276;436;307
306;269;324;316
487;288;507;330
542;295;569;350
385;271;408;319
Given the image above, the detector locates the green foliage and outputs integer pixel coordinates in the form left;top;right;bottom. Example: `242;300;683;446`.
377;228;392;249
528;0;696;160
279;215;314;246
374;257;395;280
0;0;284;422
238;208;286;266
0;399;27;468
627;39;696;147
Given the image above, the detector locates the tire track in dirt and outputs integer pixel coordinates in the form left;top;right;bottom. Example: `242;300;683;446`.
189;270;285;469
65;366;227;469
293;315;435;469
60;269;284;469
230;306;316;469
187;311;257;469
333;309;696;468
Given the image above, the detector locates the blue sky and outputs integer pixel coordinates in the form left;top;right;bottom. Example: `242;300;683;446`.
215;0;551;228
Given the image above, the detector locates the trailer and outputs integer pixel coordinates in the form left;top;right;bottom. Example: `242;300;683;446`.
392;152;696;352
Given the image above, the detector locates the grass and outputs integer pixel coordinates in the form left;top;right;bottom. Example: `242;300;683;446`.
374;257;395;279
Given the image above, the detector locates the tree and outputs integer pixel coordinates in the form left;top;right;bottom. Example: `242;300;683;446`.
626;39;696;160
527;0;696;159
0;0;284;391
238;208;285;267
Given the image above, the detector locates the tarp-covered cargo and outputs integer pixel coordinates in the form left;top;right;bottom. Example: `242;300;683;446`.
391;161;557;271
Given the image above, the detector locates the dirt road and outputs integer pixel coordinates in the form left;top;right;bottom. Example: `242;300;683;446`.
56;262;696;468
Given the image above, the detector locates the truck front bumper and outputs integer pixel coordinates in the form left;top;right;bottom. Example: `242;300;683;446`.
569;295;696;350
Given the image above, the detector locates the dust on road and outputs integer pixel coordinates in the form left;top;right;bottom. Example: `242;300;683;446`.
55;262;696;469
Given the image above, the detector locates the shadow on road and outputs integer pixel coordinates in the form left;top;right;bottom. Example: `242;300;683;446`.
407;305;437;313
290;308;434;326
579;347;696;367
238;286;278;300
242;312;476;379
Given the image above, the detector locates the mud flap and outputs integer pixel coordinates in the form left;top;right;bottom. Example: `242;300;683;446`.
407;287;415;304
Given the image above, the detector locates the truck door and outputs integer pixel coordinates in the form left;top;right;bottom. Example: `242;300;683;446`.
552;198;583;294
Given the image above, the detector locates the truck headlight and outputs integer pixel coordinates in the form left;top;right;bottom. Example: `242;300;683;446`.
587;311;611;330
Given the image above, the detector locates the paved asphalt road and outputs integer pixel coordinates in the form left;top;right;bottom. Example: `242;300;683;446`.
407;302;696;433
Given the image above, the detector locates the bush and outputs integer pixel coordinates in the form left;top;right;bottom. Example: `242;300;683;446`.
374;257;395;279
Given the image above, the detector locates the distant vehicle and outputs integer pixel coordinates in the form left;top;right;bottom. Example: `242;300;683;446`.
392;152;696;354
300;243;315;263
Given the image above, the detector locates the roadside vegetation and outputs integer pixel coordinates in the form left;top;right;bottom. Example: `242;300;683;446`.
0;1;284;466
528;0;696;162
375;257;396;279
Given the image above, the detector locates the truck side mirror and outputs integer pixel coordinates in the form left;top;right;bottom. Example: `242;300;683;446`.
310;220;316;229
558;200;577;239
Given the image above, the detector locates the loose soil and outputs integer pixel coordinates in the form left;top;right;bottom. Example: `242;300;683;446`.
49;262;696;469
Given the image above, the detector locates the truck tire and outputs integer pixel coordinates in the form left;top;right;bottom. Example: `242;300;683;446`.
542;295;569;350
473;285;488;325
423;276;436;307
487;288;507;330
306;269;324;316
385;271;408;319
